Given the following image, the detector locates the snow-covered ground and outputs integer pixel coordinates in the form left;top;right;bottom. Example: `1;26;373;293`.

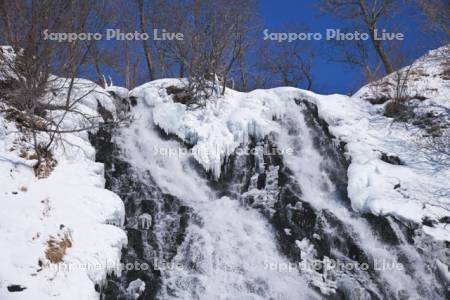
0;76;127;299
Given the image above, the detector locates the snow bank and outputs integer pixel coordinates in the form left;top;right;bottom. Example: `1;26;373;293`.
0;78;127;299
309;46;450;241
105;85;130;100
310;92;450;227
130;79;300;179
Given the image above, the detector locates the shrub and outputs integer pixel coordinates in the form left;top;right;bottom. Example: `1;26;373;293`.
45;232;72;263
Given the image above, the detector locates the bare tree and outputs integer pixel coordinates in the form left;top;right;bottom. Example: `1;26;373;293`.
321;0;397;75
325;36;383;83
136;0;156;81
417;0;450;39
0;0;123;176
382;65;415;119
152;0;257;102
107;0;145;90
257;31;315;90
419;129;450;165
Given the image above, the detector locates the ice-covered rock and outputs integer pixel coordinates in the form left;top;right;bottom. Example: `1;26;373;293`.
127;278;146;299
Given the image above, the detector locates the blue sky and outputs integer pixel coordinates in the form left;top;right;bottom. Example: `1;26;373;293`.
260;0;351;94
90;0;444;95
258;0;442;94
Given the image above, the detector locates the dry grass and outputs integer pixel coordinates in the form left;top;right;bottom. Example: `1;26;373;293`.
33;147;57;179
18;148;28;159
45;233;72;263
3;107;47;131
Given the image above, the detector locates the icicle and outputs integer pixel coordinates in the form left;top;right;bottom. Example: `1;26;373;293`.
138;213;152;230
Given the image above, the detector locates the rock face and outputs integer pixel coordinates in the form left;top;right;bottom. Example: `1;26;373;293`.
91;94;449;299
89;125;193;299
216;100;450;299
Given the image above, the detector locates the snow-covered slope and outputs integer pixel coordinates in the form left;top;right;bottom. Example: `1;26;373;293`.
0;72;127;299
314;46;450;241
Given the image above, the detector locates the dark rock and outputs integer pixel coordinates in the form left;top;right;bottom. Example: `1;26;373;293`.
368;96;390;105
102;280;125;300
256;173;266;189
129;96;137;106
277;166;290;187
127;228;144;258
89;120;193;299
364;214;400;246
141;200;156;215
300;99;334;139
178;205;191;214
107;91;117;97
165;85;192;104
439;216;450;224
347;241;366;262
422;216;438;227
380;152;403;165
414;95;427;101
7;285;27;292
440;68;450;80
300;99;350;203
96;99;114;122
121;98;131;112
162;193;178;212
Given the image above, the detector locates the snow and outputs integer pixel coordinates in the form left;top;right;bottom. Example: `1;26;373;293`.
130;79;291;179
436;259;450;287
309;46;450;241
127;279;146;299
0;76;127;299
105;85;130;100
308;92;450;239
129;46;450;242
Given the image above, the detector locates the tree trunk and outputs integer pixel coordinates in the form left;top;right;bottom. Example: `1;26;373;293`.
221;75;227;95
357;0;394;75
239;57;248;91
137;0;155;81
179;62;185;78
132;57;139;89
304;72;313;91
368;26;394;75
94;59;105;88
124;40;131;89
